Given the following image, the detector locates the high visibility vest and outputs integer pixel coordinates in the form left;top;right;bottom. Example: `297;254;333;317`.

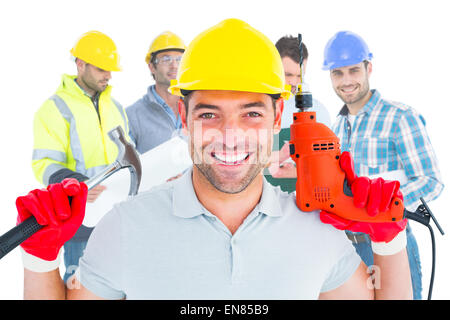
32;74;130;185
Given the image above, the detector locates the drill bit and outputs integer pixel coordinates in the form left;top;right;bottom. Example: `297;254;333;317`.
298;33;304;91
295;33;312;111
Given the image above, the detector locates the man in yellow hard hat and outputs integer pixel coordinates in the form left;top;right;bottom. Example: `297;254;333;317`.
30;30;131;285
126;31;186;154
20;19;411;300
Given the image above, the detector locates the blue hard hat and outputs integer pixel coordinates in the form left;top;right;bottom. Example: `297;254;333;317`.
322;31;373;70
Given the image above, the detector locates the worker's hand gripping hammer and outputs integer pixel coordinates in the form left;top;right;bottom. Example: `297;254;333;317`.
0;126;142;261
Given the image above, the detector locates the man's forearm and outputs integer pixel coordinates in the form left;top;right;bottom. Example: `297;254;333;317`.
24;268;67;300
372;248;412;300
48;168;89;185
402;176;444;211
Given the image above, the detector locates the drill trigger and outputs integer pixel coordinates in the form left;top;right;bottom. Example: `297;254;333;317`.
343;178;353;197
289;144;295;155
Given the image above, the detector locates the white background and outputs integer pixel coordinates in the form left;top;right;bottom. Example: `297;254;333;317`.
0;0;449;299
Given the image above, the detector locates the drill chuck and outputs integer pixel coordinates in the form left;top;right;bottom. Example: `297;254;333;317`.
295;91;313;111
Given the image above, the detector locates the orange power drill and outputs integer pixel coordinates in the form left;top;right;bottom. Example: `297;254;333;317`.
288;34;404;223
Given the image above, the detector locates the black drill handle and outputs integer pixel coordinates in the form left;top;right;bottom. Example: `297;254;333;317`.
0;216;43;260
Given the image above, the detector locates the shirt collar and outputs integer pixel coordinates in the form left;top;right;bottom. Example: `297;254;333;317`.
338;89;381;117
60;74;111;99
172;168;210;219
145;85;158;104
172;169;284;219
147;85;182;128
149;85;170;109
257;178;284;217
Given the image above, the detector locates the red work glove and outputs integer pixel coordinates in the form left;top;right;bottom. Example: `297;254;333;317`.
16;178;88;261
320;151;407;243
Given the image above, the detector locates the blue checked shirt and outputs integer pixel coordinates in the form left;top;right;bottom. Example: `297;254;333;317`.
332;89;444;210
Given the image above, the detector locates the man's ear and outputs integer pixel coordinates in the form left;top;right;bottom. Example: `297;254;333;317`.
148;62;156;74
75;58;86;74
366;61;373;77
273;98;284;135
179;98;188;135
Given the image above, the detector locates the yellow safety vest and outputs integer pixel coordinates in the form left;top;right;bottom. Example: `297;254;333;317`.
32;74;130;185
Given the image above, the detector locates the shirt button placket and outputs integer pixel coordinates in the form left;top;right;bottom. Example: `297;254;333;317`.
230;237;241;284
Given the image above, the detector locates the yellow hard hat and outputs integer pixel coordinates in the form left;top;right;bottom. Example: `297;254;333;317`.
169;18;291;100
70;31;121;71
145;31;186;64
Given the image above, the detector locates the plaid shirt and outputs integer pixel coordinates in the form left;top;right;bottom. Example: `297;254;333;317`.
332;89;444;210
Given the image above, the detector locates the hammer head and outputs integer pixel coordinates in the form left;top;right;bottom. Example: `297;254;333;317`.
108;126;142;195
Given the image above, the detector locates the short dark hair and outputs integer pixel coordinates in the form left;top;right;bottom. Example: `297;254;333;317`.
275;35;308;65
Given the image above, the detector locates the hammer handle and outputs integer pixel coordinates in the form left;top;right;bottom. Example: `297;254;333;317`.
0;216;43;260
0;126;140;261
0;190;80;261
0;164;117;260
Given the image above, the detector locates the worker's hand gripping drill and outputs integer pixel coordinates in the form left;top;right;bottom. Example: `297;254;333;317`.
16;178;88;261
290;34;405;230
289;111;405;224
320;151;407;243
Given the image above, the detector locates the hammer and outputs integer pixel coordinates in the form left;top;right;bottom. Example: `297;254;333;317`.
0;126;142;260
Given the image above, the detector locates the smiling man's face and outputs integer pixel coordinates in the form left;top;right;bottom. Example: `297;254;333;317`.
179;90;283;194
330;61;372;107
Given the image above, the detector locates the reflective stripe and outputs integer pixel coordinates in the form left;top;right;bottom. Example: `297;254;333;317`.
32;149;67;163
49;94;125;179
49;95;87;175
42;163;66;185
86;164;109;178
112;98;128;137
41;162;107;185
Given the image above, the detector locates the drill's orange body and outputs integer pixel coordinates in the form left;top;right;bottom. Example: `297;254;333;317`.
289;111;404;223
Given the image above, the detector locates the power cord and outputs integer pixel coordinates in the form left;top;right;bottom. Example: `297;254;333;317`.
427;224;436;300
405;197;444;300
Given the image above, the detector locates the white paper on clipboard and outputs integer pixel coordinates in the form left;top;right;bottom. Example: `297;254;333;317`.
82;136;192;227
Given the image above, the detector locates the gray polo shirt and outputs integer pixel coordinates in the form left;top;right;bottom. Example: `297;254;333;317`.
78;168;361;299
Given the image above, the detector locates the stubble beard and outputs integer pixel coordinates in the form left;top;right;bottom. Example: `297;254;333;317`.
192;142;271;194
155;67;177;88
81;74;107;94
156;76;172;88
336;78;370;106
